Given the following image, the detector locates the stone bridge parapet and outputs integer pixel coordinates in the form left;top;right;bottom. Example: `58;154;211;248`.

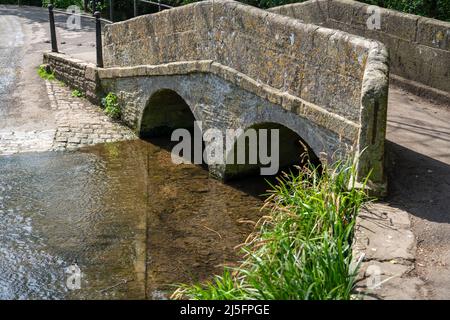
270;0;450;103
44;0;390;194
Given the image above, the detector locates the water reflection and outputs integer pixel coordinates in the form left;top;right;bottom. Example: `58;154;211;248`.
0;139;267;299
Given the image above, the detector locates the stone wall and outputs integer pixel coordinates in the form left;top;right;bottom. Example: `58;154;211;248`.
45;0;390;192
103;0;380;124
102;0;389;189
43;52;101;104
100;65;351;180
270;0;450;102
98;60;360;140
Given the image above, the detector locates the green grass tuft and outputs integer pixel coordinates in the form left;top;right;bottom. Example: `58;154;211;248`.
102;92;121;120
71;89;83;98
173;159;369;300
37;65;55;81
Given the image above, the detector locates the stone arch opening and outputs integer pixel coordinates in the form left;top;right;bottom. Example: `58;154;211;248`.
223;122;320;180
140;89;196;138
139;88;205;166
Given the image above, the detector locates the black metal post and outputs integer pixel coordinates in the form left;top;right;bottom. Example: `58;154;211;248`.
94;11;103;68
109;0;113;21
134;0;137;17
48;4;58;53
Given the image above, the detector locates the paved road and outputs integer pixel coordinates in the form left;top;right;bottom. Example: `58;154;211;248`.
0;6;133;155
0;5;95;133
355;88;450;300
0;14;22;117
0;6;52;131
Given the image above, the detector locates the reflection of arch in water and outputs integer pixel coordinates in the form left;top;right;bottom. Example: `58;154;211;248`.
138;88;324;180
224;122;320;179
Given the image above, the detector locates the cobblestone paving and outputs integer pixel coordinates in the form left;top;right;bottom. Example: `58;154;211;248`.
0;81;137;156
0;129;56;155
47;81;136;151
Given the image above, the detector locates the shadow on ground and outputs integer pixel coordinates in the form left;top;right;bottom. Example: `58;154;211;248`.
385;140;450;224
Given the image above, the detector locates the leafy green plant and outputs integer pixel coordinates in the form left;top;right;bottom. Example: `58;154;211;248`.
41;0;83;10
363;0;450;21
177;0;450;21
173;159;370;300
37;65;55;81
1;0;448;21
0;0;42;5
71;89;83;97
102;92;121;120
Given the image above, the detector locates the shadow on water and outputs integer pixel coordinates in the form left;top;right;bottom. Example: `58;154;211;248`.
144;136;283;199
0;137;299;299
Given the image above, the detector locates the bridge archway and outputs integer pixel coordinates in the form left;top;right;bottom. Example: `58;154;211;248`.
223;122;320;179
139;89;197;138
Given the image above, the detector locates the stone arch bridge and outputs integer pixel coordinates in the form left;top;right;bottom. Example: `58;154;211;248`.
44;0;389;193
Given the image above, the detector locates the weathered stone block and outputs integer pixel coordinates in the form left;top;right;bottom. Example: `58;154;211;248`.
328;0;354;24
417;17;450;51
382;10;419;42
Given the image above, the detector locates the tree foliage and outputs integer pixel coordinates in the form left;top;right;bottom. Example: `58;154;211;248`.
1;0;448;21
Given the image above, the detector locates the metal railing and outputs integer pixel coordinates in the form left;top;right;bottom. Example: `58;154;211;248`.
138;0;173;12
51;7;113;24
47;1;173;68
134;0;173;16
48;4;110;67
88;0;173;21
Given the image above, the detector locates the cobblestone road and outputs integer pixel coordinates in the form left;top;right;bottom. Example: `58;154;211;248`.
47;81;136;151
0;80;136;155
0;129;56;155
